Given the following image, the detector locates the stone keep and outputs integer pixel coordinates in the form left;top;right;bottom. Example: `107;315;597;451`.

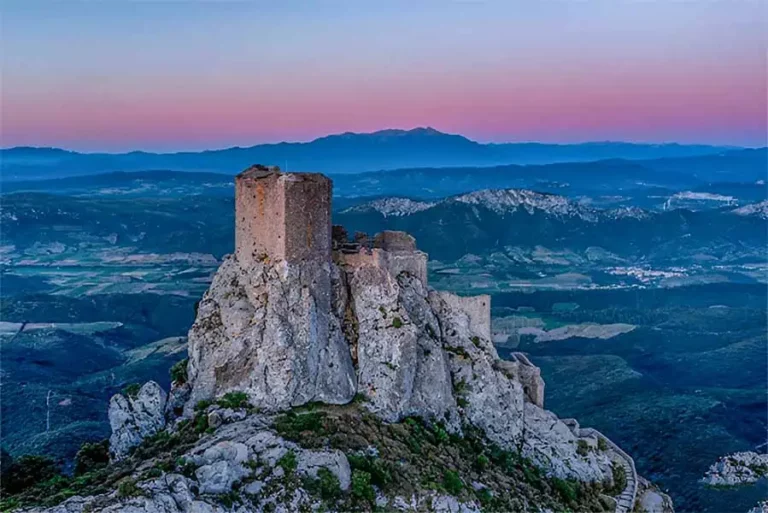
235;165;332;269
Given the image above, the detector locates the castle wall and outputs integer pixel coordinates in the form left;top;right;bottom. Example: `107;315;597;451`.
282;173;332;263
235;168;285;269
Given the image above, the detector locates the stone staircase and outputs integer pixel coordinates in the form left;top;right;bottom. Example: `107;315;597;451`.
564;422;638;513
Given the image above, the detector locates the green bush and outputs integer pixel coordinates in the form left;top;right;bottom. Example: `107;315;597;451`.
552;477;578;503
597;437;608;452
470;336;481;347
216;391;249;409
0;455;60;495
194;414;209;434
74;440;109;477
576;439;590;457
307;467;341;501
347;454;392;487
392;316;403;329
277;451;298;474
609;463;627;495
442;470;463;495
194;399;213;411
475;454;490;470
117;478;143;498
122;383;141;399
274;410;325;439
351;470;375;504
170;359;188;385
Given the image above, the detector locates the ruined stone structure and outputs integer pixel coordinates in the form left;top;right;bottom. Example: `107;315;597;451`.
181;165;623;491
333;229;428;284
435;292;491;341
235;165;332;269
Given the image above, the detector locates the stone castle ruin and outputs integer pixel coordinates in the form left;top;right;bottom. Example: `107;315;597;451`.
229;166;546;407
165;165;637;492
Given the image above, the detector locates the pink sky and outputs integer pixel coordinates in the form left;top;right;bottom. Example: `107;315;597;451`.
2;1;766;151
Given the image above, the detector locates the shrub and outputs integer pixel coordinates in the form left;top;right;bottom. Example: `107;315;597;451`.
1;455;60;495
170;359;188;385
117;478;143;498
475;454;490;471
442;470;463;495
194;414;209;434
350;470;375;504
434;426;449;444
576;439;590;457
216;391;249;409
347;454;392;487
122;383;141;399
552;477;578;503
308;467;341;501
73;440;109;477
597;437;608;452
274;411;325;438
609;463;627;495
470;336;481;347
392;316;403;329
194;399;213;412
277;451;298;474
142;468;162;480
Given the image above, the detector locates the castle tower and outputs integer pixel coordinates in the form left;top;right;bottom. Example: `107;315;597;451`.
235;165;332;269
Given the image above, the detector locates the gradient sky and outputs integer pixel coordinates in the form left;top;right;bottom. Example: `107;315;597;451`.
1;1;766;152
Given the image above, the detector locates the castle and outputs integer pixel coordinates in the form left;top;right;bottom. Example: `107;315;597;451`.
232;165;545;408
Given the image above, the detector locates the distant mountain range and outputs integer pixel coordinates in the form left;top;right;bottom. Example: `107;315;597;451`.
336;190;768;263
0;127;748;181
3;186;765;267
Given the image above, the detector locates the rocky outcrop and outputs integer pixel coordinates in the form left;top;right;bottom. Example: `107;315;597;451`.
184;256;356;415
108;381;167;461
23;408;487;513
179;244;614;484
701;451;768;487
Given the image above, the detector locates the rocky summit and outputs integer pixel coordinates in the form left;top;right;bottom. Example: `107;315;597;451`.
10;168;673;513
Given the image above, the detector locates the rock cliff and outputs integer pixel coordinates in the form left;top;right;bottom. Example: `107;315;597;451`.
181;244;612;484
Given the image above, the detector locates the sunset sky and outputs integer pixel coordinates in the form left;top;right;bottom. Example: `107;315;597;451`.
2;1;766;152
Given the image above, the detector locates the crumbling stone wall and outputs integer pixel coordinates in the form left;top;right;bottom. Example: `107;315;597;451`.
435;292;491;341
334;229;428;284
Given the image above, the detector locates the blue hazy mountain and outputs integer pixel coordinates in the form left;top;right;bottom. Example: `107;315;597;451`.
0;127;743;181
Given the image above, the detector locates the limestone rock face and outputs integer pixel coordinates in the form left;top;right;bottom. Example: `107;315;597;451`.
182;250;613;483
349;268;455;423
108;381;167;461
185;256;356;414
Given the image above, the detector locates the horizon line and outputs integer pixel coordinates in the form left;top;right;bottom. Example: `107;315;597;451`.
0;127;757;155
